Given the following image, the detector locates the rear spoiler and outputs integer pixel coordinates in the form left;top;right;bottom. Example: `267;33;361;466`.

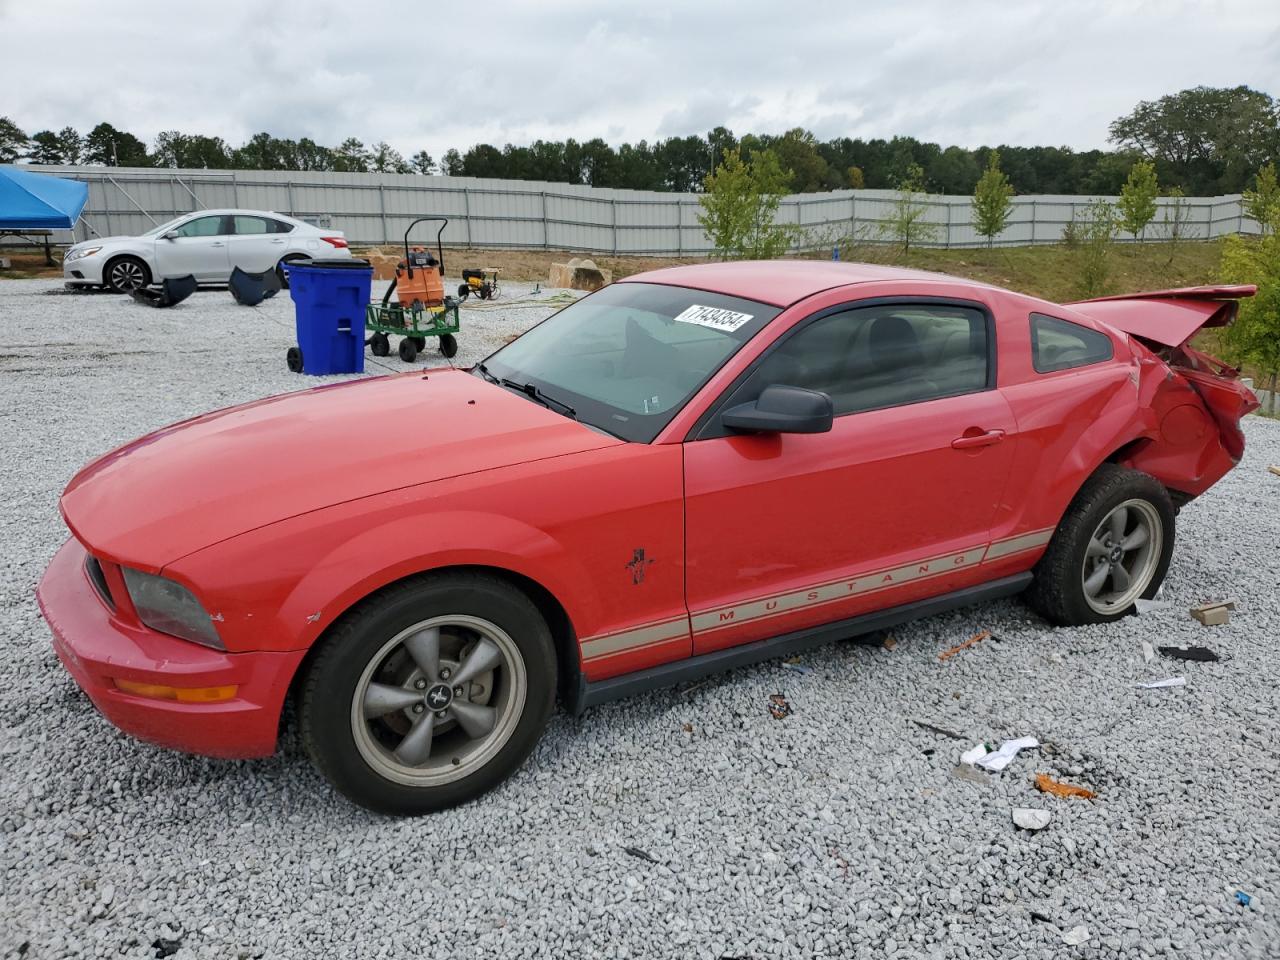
1067;285;1257;349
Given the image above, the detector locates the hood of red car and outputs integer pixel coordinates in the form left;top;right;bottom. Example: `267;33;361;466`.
61;368;619;568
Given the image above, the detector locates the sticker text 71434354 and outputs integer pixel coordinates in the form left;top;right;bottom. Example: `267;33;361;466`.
672;304;754;332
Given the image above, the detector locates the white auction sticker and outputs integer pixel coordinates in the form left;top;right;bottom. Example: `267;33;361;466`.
671;304;754;332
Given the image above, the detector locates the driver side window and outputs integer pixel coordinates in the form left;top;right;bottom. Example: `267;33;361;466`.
734;303;991;418
174;216;226;238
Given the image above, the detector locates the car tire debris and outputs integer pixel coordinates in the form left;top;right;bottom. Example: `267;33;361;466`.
1158;645;1220;662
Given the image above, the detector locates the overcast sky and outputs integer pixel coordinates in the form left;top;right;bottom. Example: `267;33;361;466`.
2;0;1277;158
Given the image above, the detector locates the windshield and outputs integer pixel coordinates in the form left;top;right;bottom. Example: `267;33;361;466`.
140;215;192;237
479;282;779;442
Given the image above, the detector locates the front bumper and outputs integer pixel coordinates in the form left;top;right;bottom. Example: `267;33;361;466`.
36;538;306;759
63;252;106;285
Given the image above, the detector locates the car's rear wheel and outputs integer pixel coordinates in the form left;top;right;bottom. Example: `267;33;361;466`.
104;256;151;293
299;573;556;815
1026;464;1175;625
277;255;306;289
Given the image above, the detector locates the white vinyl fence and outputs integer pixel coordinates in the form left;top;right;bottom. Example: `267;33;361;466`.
2;164;1266;256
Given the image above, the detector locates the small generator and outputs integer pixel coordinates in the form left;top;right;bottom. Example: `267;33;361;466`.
458;268;500;301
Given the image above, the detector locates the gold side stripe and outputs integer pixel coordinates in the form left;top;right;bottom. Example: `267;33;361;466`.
580;617;690;661
691;546;985;634
983;528;1054;561
579;527;1056;661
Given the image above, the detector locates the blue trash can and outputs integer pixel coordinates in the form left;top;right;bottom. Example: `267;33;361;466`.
283;258;373;375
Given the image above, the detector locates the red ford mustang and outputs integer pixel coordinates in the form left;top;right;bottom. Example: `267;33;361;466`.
37;261;1259;814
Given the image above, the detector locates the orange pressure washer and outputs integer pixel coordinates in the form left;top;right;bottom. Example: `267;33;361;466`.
392;217;447;312
365;217;461;362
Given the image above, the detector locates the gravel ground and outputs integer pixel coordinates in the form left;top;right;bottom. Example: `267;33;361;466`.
1;278;1278;960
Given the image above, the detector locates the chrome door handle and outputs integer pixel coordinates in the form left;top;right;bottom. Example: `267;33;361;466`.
951;429;1006;449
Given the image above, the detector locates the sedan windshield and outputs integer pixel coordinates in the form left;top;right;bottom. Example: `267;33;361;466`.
479;282;779;442
140;215;191;237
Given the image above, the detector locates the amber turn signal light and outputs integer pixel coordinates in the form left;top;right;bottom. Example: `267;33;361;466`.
113;678;238;703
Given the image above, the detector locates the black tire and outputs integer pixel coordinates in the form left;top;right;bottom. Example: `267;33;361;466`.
398;338;418;363
277;256;305;289
286;346;304;373
439;333;458;359
1025;464;1175;625
369;333;390;357
411;336;427;351
298;572;557;815
457;284;470;300
104;256;151;293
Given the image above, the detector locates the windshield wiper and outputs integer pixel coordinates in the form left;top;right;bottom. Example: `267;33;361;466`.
478;364;577;418
501;378;577;419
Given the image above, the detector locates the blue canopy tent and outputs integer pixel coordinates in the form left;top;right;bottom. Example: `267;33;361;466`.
0;166;90;265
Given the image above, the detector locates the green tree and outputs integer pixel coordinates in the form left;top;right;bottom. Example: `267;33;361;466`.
370;141;411;174
24;130;64;164
57;127;83;164
1243;163;1280;236
1117;159;1159;239
333;137;372;173
1221;206;1280;414
1160;187;1196;255
972;150;1014;247
1076;199;1118;297
0;116;27;163
441;148;464;176
884;163;939;253
152;131;230;168
697;147;797;260
411;150;436;175
83;123;149;166
1108;86;1280;193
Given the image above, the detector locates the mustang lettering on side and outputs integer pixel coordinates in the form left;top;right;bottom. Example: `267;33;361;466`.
37;261;1259;814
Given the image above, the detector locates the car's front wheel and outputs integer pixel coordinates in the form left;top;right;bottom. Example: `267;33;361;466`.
299;573;556;815
1026;464;1175;625
104;256;151;293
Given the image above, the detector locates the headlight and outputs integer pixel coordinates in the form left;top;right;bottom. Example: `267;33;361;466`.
65;246;103;263
121;568;224;649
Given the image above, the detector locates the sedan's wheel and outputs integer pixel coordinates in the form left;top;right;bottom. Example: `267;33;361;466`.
105;256;150;293
299;573;556;815
1026;464;1175;625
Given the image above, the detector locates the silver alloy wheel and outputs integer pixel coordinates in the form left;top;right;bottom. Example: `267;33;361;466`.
350;615;527;787
109;260;146;291
1081;498;1163;615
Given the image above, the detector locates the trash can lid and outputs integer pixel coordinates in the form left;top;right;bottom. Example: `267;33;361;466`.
287;258;372;270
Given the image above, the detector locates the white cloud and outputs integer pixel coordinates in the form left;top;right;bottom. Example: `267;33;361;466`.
0;0;1276;159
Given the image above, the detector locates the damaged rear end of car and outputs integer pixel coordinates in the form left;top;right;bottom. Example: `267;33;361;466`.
1071;285;1261;502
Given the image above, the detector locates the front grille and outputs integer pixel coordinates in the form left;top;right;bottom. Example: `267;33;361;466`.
84;556;115;610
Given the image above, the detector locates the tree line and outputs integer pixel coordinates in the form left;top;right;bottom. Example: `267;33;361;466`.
0;86;1275;197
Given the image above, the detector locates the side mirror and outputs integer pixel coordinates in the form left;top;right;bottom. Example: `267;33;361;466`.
721;384;833;434
162;231;179;240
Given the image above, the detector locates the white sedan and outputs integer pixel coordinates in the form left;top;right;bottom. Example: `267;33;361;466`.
62;209;352;292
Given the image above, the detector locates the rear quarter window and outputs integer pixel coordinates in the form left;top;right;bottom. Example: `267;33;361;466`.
1030;313;1114;373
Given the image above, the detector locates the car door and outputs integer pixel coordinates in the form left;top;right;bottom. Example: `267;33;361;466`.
153;214;230;281
683;299;1017;654
226;214;289;275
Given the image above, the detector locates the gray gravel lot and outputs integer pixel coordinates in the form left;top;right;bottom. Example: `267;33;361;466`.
2;277;1279;959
